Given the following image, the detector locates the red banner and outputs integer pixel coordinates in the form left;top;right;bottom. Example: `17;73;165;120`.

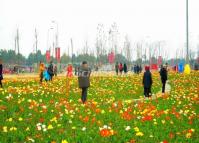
46;50;50;62
55;47;61;62
108;52;115;64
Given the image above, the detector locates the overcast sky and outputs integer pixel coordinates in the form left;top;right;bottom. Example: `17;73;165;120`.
0;0;199;58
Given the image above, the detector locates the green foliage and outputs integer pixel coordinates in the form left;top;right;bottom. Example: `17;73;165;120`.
75;54;96;64
0;72;198;142
61;53;71;64
0;49;26;65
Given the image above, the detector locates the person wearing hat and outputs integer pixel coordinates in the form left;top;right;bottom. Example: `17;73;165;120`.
143;66;153;98
0;59;3;88
78;61;91;104
159;64;168;95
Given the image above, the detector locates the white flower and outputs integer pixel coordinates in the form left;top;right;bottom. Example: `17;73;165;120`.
103;125;108;129
149;135;154;138
82;127;86;131
114;103;117;107
42;105;47;109
125;126;131;131
42;125;46;128
37;126;41;131
28;138;35;143
37;123;42;126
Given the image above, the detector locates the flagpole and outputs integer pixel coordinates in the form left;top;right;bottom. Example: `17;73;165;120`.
186;0;189;64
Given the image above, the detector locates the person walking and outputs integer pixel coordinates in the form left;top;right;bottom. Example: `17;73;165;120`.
39;61;45;84
115;62;119;75
123;63;128;74
78;61;91;104
54;65;57;77
143;66;153;98
75;65;78;76
119;63;123;75
139;65;142;73
0;59;3;88
44;67;50;82
159;65;168;95
133;65;137;74
47;61;54;81
137;65;140;74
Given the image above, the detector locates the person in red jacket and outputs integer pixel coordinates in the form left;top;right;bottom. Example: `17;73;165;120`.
67;64;73;77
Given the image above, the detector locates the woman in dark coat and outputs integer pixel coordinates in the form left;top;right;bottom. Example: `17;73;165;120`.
47;61;54;81
0;59;3;88
143;66;153;97
159;65;168;94
123;63;128;74
115;62;119;75
78;61;91;104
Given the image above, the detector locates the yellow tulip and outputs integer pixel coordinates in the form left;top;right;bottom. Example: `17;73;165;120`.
61;140;68;143
47;124;53;130
136;131;144;136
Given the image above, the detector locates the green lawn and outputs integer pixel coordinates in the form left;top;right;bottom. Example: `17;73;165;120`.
0;72;198;143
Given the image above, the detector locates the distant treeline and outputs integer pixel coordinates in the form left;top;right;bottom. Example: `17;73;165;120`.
0;49;128;66
0;49;198;66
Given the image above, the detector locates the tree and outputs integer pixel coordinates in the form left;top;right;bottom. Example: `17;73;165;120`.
75;54;96;65
115;54;127;63
96;23;107;62
0;49;26;65
123;35;131;63
27;50;46;65
61;53;71;64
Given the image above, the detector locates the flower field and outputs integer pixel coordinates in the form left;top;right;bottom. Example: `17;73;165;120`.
0;72;198;143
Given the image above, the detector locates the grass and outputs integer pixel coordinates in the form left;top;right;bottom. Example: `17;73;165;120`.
0;71;198;143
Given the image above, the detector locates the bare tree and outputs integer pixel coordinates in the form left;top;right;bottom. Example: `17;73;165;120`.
123;35;131;62
82;40;89;55
136;42;142;64
109;22;119;54
96;23;107;59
